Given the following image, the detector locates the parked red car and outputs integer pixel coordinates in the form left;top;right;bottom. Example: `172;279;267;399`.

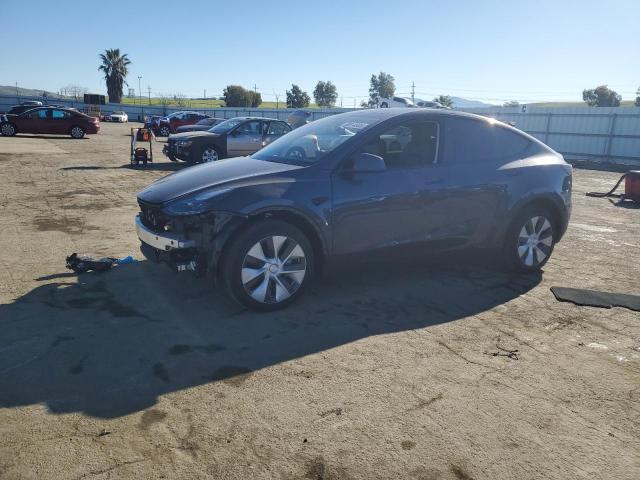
0;107;100;139
144;111;211;137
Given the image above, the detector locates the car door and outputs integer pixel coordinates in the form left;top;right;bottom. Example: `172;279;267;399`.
226;120;263;156
263;121;291;148
50;109;70;134
433;117;532;245
23;108;51;134
331;118;446;255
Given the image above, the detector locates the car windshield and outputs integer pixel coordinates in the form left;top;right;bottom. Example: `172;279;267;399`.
209;118;244;133
252;113;373;165
113;111;125;115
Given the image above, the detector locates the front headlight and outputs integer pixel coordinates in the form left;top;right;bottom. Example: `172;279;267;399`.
177;140;193;147
163;188;232;216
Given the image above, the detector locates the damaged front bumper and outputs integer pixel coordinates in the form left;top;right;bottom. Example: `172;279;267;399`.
135;209;244;276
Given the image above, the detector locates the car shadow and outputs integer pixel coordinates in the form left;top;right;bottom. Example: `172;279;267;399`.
13;134;89;140
0;252;541;418
59;163;187;172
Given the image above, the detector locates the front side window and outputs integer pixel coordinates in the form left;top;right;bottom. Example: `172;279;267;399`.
236;120;262;134
358;121;439;169
37;109;50;119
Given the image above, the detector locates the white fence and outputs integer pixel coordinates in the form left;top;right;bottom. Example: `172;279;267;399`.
1;95;639;166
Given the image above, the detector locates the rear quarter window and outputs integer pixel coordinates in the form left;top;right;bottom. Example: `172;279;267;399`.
445;117;532;164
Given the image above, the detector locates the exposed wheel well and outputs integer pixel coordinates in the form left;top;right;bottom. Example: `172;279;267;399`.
511;197;565;240
219;210;326;277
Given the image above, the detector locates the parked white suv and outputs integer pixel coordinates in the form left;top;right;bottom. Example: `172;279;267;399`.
378;97;415;108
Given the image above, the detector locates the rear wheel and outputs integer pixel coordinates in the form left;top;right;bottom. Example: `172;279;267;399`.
1;122;17;136
159;125;171;137
70;126;85;139
503;206;555;272
222;220;314;311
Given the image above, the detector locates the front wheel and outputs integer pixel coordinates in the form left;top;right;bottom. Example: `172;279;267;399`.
70;126;85;139
200;145;220;163
159;125;171;137
222;220;314;311
503;207;555;272
1;122;17;136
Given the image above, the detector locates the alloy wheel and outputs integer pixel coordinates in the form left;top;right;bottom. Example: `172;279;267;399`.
1;123;15;136
71;126;84;138
517;216;553;267
241;236;307;304
202;148;219;162
160;126;170;136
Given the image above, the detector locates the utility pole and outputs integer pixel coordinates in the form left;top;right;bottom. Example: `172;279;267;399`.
254;84;257;93
137;76;142;105
15;81;19;100
147;85;151;105
274;91;280;109
204;89;206;99
340;96;343;108
411;81;415;104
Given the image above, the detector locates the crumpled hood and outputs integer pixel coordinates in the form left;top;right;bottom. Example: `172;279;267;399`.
137;157;303;204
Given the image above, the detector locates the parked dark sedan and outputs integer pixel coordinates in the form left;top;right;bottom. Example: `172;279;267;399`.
146;111;211;136
175;117;225;133
1;107;100;138
163;117;291;164
136;109;572;310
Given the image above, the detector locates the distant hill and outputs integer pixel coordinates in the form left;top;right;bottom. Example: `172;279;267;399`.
414;97;494;109
0;85;65;99
450;97;494;108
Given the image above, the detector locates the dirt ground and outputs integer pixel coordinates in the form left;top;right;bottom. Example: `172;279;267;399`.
0;123;639;480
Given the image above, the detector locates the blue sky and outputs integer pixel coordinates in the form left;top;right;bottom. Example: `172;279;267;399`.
1;0;638;104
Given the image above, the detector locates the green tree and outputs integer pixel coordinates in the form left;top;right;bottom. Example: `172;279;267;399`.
98;48;131;103
223;85;261;107
582;85;621;107
368;72;395;107
433;95;453;108
286;84;310;108
635;87;640;107
313;81;338;107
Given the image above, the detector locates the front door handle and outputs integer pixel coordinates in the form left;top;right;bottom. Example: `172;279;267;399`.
424;178;443;186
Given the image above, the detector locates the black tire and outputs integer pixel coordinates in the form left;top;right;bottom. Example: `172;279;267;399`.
380;102;389;108
221;220;315;311
503;205;556;273
70;126;85;139
1;122;17;136
159;125;171;137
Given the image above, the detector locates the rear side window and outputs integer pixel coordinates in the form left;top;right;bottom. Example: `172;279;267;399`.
52;110;68;119
446;117;531;164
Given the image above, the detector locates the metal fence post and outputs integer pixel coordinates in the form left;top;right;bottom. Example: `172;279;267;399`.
544;113;552;144
605;113;617;161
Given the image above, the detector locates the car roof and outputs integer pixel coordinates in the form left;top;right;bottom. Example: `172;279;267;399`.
333;107;497;123
227;116;279;121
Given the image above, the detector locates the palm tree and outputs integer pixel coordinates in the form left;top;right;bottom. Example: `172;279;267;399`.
98;48;131;103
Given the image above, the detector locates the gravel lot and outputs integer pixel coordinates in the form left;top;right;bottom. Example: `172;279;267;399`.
0;123;639;480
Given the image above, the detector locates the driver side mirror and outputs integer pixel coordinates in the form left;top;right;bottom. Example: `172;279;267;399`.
346;152;386;173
